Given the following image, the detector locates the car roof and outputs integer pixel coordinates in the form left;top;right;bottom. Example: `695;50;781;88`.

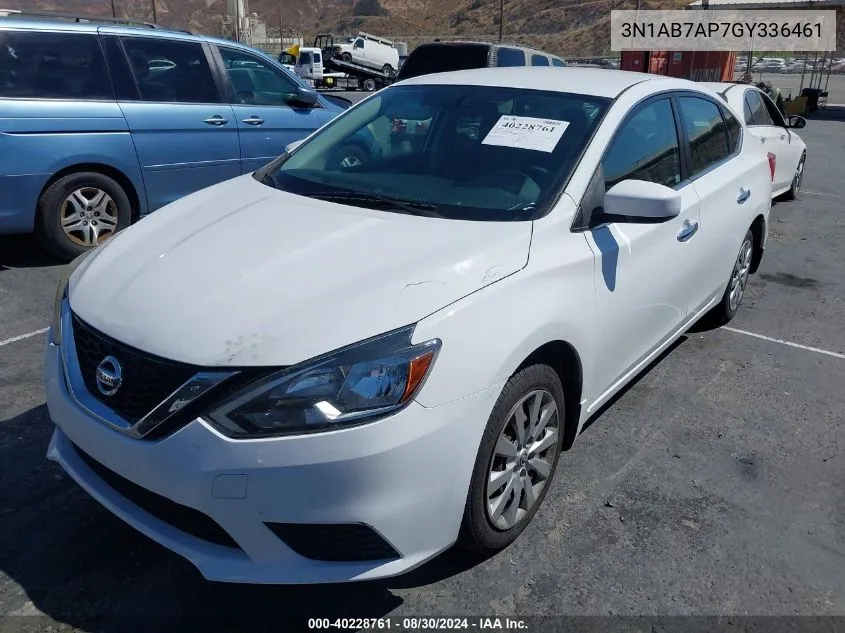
701;82;745;94
396;67;698;99
0;16;191;36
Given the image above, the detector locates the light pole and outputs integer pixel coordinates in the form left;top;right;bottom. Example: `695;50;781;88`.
151;0;158;23
498;0;503;41
110;0;116;18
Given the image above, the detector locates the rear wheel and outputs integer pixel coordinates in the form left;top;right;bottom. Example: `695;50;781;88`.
35;171;132;260
458;365;565;552
704;228;755;327
361;78;377;92
341;53;352;62
382;64;395;78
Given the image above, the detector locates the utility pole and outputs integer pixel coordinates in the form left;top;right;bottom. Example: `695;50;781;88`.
151;0;158;23
110;0;116;18
497;0;504;41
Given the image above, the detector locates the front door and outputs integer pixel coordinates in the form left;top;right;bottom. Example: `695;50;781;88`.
105;34;242;212
213;46;330;174
582;97;703;392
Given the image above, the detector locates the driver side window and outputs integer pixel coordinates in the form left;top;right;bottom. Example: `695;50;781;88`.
218;46;298;107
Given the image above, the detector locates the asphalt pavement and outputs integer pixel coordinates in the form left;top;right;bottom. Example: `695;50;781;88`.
0;107;843;632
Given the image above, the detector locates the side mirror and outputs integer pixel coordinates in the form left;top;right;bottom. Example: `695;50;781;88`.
286;85;319;107
285;139;305;153
602;180;681;222
786;115;806;129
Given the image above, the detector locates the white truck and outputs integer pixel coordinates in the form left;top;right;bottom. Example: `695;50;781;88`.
332;32;400;77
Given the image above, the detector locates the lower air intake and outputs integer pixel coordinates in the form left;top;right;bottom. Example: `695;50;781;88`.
266;522;401;562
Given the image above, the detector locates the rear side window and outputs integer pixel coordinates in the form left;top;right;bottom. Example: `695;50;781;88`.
723;106;742;153
313;52;322;64
0;30;113;100
496;47;526;67
300;52;312;64
552;58;566;67
396;43;490;80
531;54;550;66
744;90;773;126
122;37;218;104
677;96;731;175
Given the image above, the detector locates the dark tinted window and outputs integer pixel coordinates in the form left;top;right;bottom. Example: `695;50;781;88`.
101;35;139;100
531;54;550;66
396;43;490;80
758;90;785;126
122;37;218;103
300;52;312;64
743;95;753;124
603;98;681;190
313;52;322;64
552;58;566;67
219;46;297;106
496;47;526;67
745;90;773;126
723;106;742;153
0;30;112;100
677;96;731;175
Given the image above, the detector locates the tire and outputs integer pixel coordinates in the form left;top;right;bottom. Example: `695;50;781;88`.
704;228;755;327
327;144;367;170
341;53;352;62
382;64;394;78
362;78;377;92
458;364;565;552
35;171;132;260
783;151;805;200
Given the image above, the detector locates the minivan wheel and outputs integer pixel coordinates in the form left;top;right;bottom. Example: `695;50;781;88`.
458;364;565;552
36;171;132;260
704;228;755;327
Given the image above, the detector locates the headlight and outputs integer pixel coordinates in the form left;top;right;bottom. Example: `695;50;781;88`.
206;325;441;438
49;249;99;346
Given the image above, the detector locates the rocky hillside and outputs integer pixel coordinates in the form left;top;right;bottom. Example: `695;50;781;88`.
15;0;693;56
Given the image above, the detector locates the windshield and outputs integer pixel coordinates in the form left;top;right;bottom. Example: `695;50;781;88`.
255;84;610;221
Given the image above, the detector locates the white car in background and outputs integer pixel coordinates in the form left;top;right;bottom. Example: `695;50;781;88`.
705;82;808;199
45;68;772;584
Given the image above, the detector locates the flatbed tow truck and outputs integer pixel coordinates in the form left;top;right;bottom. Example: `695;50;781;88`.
313;33;396;92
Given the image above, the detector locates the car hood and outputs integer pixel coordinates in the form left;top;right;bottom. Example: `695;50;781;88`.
69;175;532;367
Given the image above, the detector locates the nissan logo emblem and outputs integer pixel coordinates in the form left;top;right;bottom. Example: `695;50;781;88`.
95;355;123;397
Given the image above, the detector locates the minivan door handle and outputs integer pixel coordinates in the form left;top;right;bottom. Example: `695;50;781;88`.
737;188;751;204
242;116;265;125
203;115;229;126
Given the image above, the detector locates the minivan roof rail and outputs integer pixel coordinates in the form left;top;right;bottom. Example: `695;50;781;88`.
0;8;191;32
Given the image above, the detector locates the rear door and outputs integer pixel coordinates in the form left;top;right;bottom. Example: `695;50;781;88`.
102;32;241;212
677;93;760;310
742;88;793;190
210;44;329;174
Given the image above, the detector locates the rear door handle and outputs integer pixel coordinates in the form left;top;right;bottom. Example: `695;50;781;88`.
737;188;751;204
677;220;699;242
242;116;264;125
203;115;228;126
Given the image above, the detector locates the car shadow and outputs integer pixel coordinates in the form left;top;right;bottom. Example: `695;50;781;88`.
0;235;65;270
0;404;494;632
804;104;845;122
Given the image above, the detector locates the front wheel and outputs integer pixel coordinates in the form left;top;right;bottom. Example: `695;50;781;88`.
382;64;395;78
35;171;132;260
783;152;805;200
704;228;755;327
458;364;565;552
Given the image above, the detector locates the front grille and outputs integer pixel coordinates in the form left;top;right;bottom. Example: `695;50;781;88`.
71;314;201;422
266;522;401;562
73;442;240;550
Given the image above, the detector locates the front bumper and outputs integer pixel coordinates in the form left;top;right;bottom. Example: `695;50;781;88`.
44;340;501;584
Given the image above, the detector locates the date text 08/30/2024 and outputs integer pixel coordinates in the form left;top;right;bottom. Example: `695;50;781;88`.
307;618;529;630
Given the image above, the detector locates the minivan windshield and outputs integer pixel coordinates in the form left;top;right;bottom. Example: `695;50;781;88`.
255;84;609;221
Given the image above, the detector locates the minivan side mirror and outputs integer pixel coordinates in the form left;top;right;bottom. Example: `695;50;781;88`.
601;180;682;223
285;85;319;107
786;115;807;129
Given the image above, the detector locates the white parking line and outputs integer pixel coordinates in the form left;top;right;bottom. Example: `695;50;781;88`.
723;327;845;360
0;327;49;348
802;190;842;198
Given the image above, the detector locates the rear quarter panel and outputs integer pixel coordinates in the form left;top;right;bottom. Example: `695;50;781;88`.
0;99;147;233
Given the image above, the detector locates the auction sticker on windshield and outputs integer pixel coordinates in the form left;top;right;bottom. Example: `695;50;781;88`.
481;115;570;153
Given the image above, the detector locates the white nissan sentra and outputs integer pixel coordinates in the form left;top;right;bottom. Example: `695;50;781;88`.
44;68;773;584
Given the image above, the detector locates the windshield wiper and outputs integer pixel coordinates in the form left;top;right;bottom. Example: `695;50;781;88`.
307;191;442;217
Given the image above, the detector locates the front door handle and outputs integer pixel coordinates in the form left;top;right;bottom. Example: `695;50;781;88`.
737;188;751;204
203;115;228;126
677;220;699;242
242;116;265;125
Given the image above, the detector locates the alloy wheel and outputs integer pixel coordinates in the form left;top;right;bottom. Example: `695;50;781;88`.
729;237;754;311
60;187;119;247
